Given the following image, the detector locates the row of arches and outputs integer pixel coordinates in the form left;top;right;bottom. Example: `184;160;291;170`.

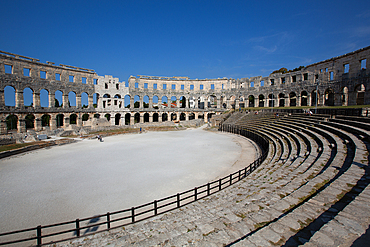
4;86;97;108
4;111;216;132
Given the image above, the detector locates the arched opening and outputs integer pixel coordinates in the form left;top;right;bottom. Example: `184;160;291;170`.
124;95;130;108
189;113;195;120
55;90;63;107
93;93;98;108
162;113;168;122
189;96;195;108
301;91;308;106
268;94;275;107
171;113;177;121
41;114;50;127
248;95;254;107
180;96;186;108
278;93;285;107
355;84;365;105
229;96;236;109
25;114;35;129
180;113;186;121
82;113;89;122
134;113;140;123
208;95;217;108
94;114;100;119
153;113;159;122
4;86;15;106
40;89;49;107
143;95;149;108
81;92;88;108
162;96;168;108
104;113;111;122
221;96;226;108
152;95;159;109
289;92;297;107
115;113;121;125
68;91;77;107
198;114;204;119
144;113;150;122
324;88;335;106
171;96;177;108
125;113;130;125
56;114;64;127
6;114;18;130
258;95;265;107
102;94;111;108
23;87;33;107
70;114;77;124
134;95;140;108
198;96;205;109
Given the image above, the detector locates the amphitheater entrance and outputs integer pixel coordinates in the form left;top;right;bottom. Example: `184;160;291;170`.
248;95;255;107
70;114;78;124
171;113;177;121
301;91;308;106
82;114;89;122
278;93;285;107
268;94;274;107
41;114;50;127
144;113;149;123
258;95;265;107
162;113;168;122
115;114;121;125
134;113;140;124
104;114;111;122
125;113;130;125
189;113;195;120
324;88;335;106
180;113;186;121
153;113;159;122
6;114;17;130
56;114;64;127
180;96;186;108
25;114;35;129
289;92;297;106
355;84;365;105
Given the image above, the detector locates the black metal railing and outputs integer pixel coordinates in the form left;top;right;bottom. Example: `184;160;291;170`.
0;126;269;246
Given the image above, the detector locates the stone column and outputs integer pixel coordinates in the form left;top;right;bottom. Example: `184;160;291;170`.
76;95;81;108
159;114;162;122
130;115;135;125
18;119;26;133
227;99;230;109
195;98;199;109
149;114;153;123
139;97;143;109
16;91;24;108
63;94;69;108
0;89;5;107
33;92;40;108
0;120;7;134
158;98;162;109
296;95;301;107
216;96;220;109
149;97;152;108
186;98;190;108
34;118;42;131
48;92;54;108
64;117;70;128
235;99;240;109
185;113;189;121
140;114;144;123
50;116;57;130
176;99;180;108
130;97;134;110
88;95;94;108
254;98;259;108
76;116;82;127
176;112;180;121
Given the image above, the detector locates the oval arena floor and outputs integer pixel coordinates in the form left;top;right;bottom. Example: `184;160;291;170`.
0;127;257;234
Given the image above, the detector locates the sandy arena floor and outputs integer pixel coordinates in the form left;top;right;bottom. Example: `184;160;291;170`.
0;127;256;233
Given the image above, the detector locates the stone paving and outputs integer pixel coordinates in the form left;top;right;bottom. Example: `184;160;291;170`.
49;114;370;246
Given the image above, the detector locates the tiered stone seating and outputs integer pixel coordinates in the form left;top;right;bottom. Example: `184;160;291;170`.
51;112;370;247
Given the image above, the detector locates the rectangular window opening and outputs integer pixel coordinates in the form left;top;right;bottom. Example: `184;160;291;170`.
82;77;87;84
211;84;215;90
56;73;61;81
361;59;366;69
303;73;308;80
270;79;274;85
23;68;30;77
250;81;254;87
330;71;334;80
135;82;139;88
153;83;157;89
325;68;328;72
94;79;98;85
260;80;264;87
200;84;204;90
116;84;119;89
40;71;47;79
144;83;148;89
181;84;184;90
69;75;74;82
190;85;194;90
222;84;224;89
344;63;349;73
292;75;296;82
163;84;167;90
172;84;176;90
4;64;12;74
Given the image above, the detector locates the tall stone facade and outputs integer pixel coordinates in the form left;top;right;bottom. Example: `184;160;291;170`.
0;46;369;133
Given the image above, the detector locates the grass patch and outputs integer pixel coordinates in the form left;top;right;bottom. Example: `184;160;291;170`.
0;142;42;152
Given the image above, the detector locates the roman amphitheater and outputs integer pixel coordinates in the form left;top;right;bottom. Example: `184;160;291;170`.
0;46;370;246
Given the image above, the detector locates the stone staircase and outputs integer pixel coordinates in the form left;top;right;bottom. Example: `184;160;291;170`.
51;113;370;247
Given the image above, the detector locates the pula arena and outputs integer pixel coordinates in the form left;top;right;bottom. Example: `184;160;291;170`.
0;46;369;134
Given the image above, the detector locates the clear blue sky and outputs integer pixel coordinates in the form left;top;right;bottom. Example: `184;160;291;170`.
1;0;370;82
